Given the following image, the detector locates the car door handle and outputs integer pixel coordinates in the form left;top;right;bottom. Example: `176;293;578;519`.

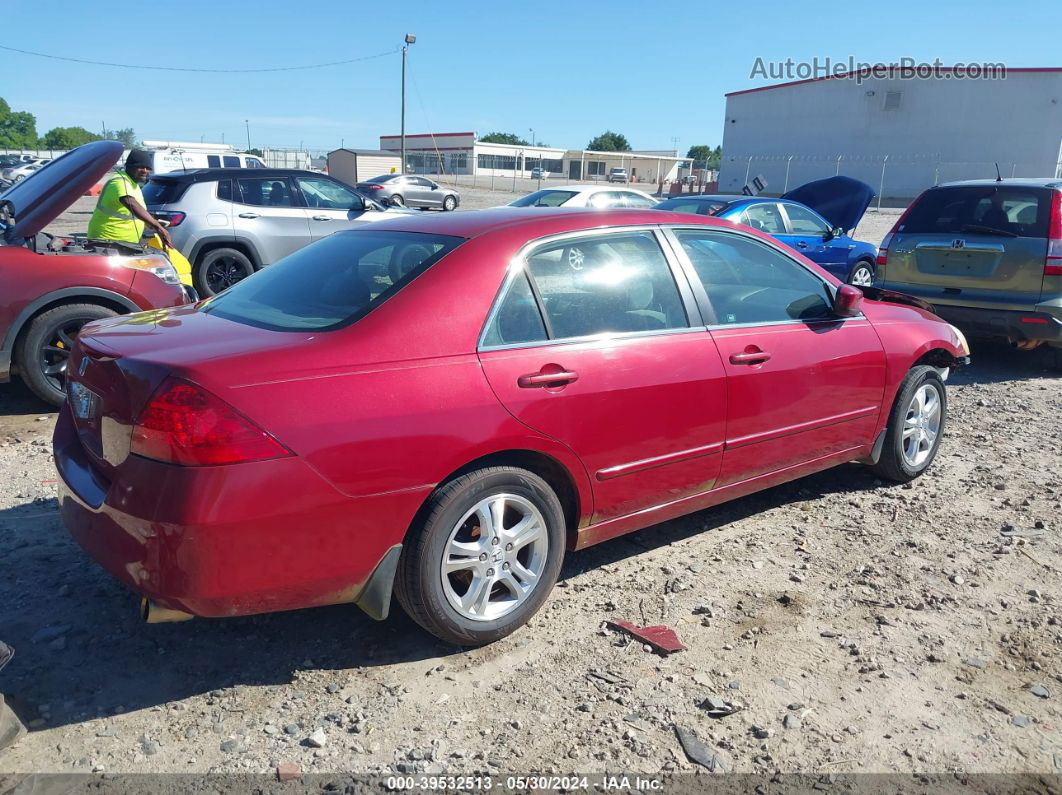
311;215;331;221
238;212;260;219
795;241;808;248
729;350;771;365
517;370;579;388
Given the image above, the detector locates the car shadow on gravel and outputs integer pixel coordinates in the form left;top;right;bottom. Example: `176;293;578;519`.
0;497;459;733
0;459;887;733
951;338;1059;385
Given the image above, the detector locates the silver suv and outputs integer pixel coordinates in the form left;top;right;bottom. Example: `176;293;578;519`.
145;169;413;295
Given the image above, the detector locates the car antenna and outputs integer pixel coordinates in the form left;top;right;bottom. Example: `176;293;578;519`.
994;162;1002;182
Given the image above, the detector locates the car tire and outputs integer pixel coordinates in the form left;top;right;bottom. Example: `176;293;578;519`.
16;303;118;407
195;247;255;297
847;260;875;286
442;195;457;212
395;466;566;646
1049;345;1062;372
870;365;947;483
390;194;405;208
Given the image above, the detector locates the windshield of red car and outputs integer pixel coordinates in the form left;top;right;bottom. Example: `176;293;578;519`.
201;230;465;331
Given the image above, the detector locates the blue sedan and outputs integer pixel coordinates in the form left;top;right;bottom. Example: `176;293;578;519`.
656;176;879;286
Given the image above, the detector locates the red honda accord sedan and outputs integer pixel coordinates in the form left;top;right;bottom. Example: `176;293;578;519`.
54;207;969;645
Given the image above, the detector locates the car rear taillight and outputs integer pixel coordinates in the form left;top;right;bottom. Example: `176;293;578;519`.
153;210;186;227
130;378;292;466
876;199;917;267
360;184;384;190
1045;191;1062;277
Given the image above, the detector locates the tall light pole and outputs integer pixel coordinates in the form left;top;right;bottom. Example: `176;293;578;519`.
245;119;251;152
529;128;535;147
401;33;416;174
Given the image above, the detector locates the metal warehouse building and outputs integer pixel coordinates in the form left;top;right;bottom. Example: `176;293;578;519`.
717;67;1062;201
378;132;687;184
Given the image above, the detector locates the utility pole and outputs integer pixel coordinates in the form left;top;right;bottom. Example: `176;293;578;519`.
245;119;251;152
401;33;416;174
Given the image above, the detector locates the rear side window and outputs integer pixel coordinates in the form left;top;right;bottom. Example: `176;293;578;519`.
901;186;1051;238
207;155;221;168
216;179;232;201
481;272;548;347
236;178;293;207
142;179;185;205
517;231;688;340
223;156;240;168
201;231;464;331
510;190;578;207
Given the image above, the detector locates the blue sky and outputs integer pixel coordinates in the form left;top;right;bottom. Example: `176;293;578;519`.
3;0;1059;154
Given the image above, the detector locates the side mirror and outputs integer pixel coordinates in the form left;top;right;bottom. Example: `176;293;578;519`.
825;226;844;240
833;284;864;318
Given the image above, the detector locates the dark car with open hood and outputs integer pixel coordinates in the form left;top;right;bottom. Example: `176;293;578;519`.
0;140;189;406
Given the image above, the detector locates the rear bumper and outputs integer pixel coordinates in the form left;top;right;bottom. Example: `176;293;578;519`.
53;407;426;618
929;305;1062;343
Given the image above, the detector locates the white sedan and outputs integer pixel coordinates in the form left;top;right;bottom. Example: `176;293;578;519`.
508;184;659;209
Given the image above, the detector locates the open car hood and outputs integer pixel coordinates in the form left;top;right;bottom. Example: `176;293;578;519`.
1;140;122;241
782;176;875;234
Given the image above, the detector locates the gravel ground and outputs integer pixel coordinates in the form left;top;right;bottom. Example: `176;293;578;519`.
2;192;1059;783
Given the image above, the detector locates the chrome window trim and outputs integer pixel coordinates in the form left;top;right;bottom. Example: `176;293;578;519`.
476;224;701;352
479;324;706;353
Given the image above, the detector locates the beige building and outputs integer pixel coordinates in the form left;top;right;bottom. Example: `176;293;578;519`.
326;148;403;184
378;131;688;184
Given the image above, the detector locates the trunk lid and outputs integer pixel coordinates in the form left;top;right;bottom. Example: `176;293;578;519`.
883;185;1051;310
1;140;123;241
66;306;316;475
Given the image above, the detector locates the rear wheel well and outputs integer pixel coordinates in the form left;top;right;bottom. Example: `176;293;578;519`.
195;240;261;270
410;451;582;549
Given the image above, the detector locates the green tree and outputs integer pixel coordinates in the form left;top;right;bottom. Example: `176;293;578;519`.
479;131;530;145
245;147;264;157
102;127;137;148
686;144;722;170
586;131;631;152
40;126;100;149
0;97;38;149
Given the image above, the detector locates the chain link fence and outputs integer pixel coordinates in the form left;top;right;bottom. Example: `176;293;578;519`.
719;154;1062;207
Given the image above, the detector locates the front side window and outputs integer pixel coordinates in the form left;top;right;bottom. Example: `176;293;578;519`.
519;231;688;339
783;203;830;234
740;203;786;234
223;155;240;168
236;178;294;207
298;177;362;210
674;229;832;325
202;231;464;331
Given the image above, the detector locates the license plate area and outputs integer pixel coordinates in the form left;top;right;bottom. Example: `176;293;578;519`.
68;381;100;420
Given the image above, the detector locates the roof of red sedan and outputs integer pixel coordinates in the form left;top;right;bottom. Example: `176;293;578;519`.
357;206;728;239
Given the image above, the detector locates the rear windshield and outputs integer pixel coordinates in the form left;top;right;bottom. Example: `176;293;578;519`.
143;179;186;206
201;231;464;331
510;190;578;207
900;186;1051;238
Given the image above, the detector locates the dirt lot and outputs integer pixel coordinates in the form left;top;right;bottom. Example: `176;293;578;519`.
0;193;1059;785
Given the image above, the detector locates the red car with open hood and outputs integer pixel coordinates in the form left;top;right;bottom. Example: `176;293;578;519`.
54;207;969;645
1;141;189;406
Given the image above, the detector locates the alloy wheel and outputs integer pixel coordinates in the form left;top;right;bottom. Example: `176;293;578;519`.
206;256;249;293
38;319;86;391
850;265;874;286
440;494;549;622
901;383;942;467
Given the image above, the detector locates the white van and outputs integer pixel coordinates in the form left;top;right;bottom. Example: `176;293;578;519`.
149;149;266;174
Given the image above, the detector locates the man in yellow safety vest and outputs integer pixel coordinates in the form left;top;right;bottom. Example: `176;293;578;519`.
87;149;173;248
